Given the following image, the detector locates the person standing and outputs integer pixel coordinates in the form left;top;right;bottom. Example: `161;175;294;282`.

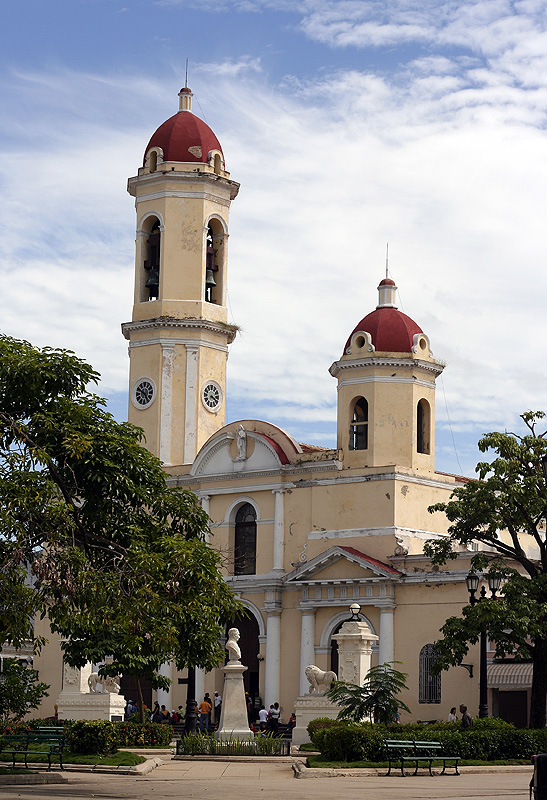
269;702;281;733
213;691;222;725
448;707;457;722
199;696;212;732
460;704;473;729
258;705;268;732
151;701;161;724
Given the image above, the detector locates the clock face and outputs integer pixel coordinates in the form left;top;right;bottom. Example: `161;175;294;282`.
131;378;156;410
202;381;222;412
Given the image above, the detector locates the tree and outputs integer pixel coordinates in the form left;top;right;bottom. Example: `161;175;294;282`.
0;659;50;724
425;412;547;728
326;663;410;724
0;335;241;720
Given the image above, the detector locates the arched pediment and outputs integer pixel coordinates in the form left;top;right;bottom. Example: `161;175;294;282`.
191;429;282;477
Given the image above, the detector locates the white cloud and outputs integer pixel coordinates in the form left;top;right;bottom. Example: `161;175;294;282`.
2;14;547;477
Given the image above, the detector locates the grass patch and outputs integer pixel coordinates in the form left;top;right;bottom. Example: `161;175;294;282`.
306;755;530;769
0;750;146;767
298;742;319;752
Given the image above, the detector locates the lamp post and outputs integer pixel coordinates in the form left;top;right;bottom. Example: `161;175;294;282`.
465;571;501;718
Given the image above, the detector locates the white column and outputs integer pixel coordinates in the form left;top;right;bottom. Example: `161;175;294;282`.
159;343;174;465
299;608;316;695
157;661;173;708
184;345;198;464
272;489;285;572
378;607;395;665
195;667;205;703
264;612;281;708
200;495;211;543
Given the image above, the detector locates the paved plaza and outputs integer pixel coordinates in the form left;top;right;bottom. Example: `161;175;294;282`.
0;760;532;800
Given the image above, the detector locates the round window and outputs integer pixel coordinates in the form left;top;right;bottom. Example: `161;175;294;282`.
131;378;156;410
202;381;223;412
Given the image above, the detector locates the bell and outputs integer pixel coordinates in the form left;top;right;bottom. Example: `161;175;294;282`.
205;268;217;289
145;268;159;289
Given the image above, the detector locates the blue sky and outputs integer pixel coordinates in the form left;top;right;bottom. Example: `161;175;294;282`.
2;0;547;477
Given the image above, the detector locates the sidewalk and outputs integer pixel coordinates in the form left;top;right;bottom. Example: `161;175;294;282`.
0;757;532;799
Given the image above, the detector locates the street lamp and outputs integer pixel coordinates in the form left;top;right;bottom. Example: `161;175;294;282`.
465;571;500;718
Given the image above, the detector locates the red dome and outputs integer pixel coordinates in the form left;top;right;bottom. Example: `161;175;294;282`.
143;111;223;166
344;307;423;354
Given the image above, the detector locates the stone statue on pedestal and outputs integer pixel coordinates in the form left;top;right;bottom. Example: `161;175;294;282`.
216;627;251;742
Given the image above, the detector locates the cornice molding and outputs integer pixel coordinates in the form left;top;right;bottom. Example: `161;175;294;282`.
121;316;237;343
329;356;444;379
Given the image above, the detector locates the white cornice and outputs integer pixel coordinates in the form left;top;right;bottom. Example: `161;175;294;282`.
329;356;444;379
167;467;459;491
127;336;229;353
307;526;448;541
337;375;436;389
121;317;237;343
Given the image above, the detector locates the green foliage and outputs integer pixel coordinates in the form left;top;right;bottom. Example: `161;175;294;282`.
313;718;547;762
115;721;173;748
321;724;384;762
0;336;242;714
68;721;119;755
425;412;547;729
0;659;50;723
176;731;286;756
327;663;411;724
307;717;344;749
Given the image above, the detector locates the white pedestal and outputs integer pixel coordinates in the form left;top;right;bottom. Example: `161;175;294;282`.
215;662;251;741
292;695;339;745
57;691;126;721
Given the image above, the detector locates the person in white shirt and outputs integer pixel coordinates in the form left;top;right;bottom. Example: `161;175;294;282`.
258;705;268;731
448;706;457;722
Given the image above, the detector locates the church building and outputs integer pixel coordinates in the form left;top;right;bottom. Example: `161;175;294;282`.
30;87;532;728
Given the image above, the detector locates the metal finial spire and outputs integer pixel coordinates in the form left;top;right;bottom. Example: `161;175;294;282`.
185;58;188;88
385;242;389;279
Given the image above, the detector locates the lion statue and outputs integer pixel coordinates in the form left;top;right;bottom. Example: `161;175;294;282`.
305;664;337;695
88;673;121;694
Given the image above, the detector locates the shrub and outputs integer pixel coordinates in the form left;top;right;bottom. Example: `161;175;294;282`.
115;721;173;748
307;717;344;748
68;721;119;755
314;718;546;763
322;724;384;762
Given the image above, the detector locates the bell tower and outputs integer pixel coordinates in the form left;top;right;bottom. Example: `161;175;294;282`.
330;277;444;472
122;88;240;465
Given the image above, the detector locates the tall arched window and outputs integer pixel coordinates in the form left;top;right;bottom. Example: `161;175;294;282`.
205;218;225;305
417;399;430;454
234;503;257;576
143;218;161;300
419;643;441;703
349;398;368;450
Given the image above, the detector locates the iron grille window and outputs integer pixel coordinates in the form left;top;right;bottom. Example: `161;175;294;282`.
419;643;441;703
234;503;257;575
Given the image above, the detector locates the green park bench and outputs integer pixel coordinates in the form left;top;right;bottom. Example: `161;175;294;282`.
384;738;460;776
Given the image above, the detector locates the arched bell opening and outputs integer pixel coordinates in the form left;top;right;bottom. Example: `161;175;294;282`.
349;397;368;451
205;217;225;305
142;216;161;301
417;398;431;454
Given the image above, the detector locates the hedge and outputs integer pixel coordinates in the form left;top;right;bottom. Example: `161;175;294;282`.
308;717;547;762
0;719;174;755
68;721;119;755
116;721;173;748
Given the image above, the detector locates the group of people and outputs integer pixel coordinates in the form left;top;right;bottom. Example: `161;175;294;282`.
448;704;474;728
148;692;222;729
256;702;281;733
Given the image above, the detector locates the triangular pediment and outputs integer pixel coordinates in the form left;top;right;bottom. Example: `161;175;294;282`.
285;545;402;583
